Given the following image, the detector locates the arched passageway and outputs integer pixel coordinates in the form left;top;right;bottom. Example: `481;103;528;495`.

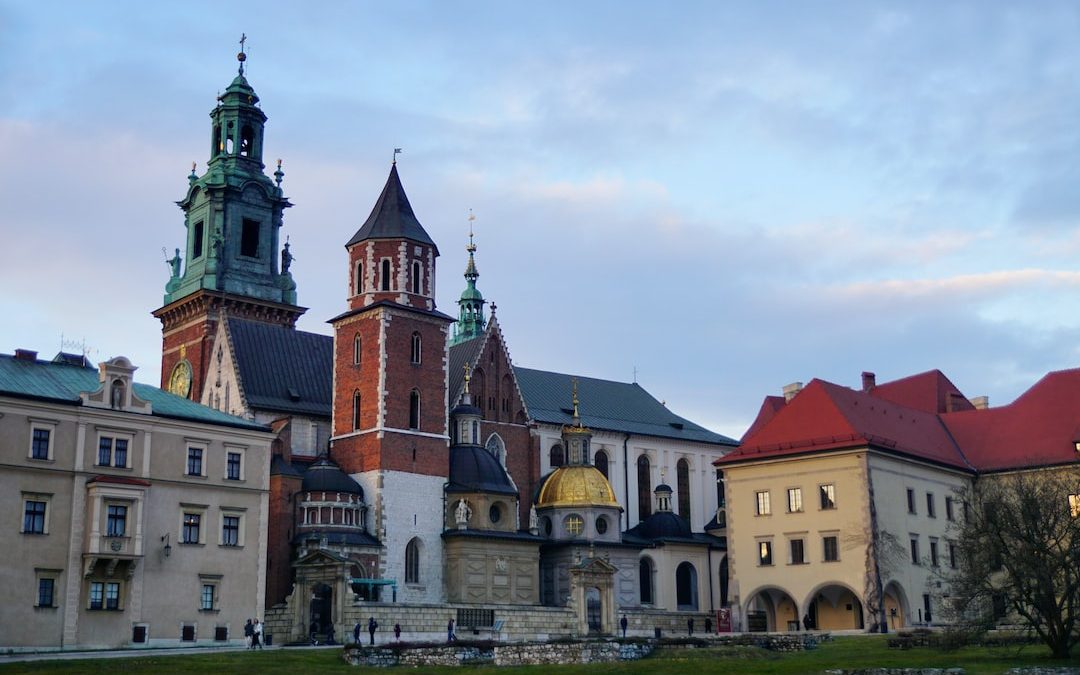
745;586;799;632
805;583;864;630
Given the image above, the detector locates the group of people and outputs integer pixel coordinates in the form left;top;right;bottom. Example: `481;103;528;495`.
243;618;264;649
351;618;459;645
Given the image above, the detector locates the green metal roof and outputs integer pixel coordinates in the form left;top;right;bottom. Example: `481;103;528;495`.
513;366;738;446
0;354;268;431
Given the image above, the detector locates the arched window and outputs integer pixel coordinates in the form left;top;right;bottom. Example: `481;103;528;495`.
355;261;363;294
410;332;421;365
550;444;565;468
408;390;420;430
473;369;485;420
639;558;654;604
381;259;391;291
471;420;479;445
676;562;698;610
677;458;691;523
352;391;361;430
240;125;254;156
637;455;652;521
405;538;421;583
501;374;514;420
486;433;506;466
353;334;362;365
411;261;422;294
594;450;609;479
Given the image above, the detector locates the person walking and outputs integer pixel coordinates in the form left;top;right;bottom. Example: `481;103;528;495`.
620;615;628;638
447;618;456;642
687;617;694;636
705;616;712;634
394;623;402;641
353;620;361;645
244;618;254;649
252;618;263;649
367;616;378;645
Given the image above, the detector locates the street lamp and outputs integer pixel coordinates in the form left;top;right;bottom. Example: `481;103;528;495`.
161;533;172;558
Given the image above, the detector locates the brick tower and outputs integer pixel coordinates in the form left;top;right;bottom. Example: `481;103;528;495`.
153;46;303;400
329;162;453;602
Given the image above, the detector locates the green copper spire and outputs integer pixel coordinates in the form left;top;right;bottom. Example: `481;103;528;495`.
162;38;297;308
451;211;487;345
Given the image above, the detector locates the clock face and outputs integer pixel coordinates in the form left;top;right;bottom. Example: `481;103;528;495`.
168;360;192;398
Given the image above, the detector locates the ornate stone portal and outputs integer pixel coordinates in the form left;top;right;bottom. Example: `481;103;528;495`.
567;556;618;635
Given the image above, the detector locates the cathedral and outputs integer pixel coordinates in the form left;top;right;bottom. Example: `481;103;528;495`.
153;52;736;640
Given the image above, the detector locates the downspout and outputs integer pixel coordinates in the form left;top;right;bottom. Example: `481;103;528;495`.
707;545;715;613
865;456;888;633
623;433;631;531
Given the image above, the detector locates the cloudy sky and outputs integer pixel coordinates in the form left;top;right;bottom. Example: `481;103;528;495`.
3;2;1080;439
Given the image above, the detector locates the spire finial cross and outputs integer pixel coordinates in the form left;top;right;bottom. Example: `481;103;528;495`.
237;34;248;74
467;209;476;252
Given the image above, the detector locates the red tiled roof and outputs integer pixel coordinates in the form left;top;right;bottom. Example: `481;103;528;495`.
721;368;1080;474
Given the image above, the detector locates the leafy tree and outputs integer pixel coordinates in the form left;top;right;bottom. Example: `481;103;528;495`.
946;469;1080;658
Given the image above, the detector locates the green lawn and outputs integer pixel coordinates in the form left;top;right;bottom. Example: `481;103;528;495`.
0;636;1075;674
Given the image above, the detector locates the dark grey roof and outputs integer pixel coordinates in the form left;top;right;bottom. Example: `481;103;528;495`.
448;336;485;404
291;530;382;548
327;301;454;326
621;523;726;549
228;318;332;417
513;367;738;446
442;529;547;543
301;456;363;496
447;445;518;495
345;164;438;253
626;511;691;540
271;454;303;477
0;354;266;431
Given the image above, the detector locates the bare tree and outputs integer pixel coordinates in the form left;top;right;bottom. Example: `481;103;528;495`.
945;469;1080;659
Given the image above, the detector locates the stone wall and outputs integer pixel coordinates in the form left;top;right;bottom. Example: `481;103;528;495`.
342;639;654;667
825;670;964;675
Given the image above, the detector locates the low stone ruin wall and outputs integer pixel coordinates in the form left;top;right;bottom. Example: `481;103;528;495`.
342;640;654;668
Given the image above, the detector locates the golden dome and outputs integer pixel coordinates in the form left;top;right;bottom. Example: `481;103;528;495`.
536;465;621;509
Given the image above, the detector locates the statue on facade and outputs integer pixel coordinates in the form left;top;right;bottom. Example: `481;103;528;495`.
528;505;539;533
166;247;182;278
281;240;293;274
455;499;472;529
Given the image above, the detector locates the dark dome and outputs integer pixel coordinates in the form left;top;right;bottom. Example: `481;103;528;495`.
654;483;673;493
451;402;482;418
629;511;692;540
448;446;517;495
301;456;363;497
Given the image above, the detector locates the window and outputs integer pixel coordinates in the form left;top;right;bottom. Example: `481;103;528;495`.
677;458;691;522
405;538;420;584
222;515;240;546
639;558;654;604
755;490;771;516
787;487;803;513
201;584;216;610
790;538;805;564
949;541;958;569
183;513;202;544
637;455;651;521
106;505;127;537
565;514;584;536
596;516;608;535
820;483;836;509
758;540;773;566
929;538;940;567
37;577;55;608
823;535;839;562
23;500;47;534
187;447;204;476
381;259;391;291
906;488;916;514
240;218;260;257
99;436;128;467
410;332;422;364
355;262;363;294
352;391;361;430
488;504;501;524
408;390;420;430
1070;494;1080;518
716;469;726;508
926;493;936;518
353;334;362;365
551;444;565;468
89;582;120;610
923;593;932;623
411;260;422;294
30;426;53;460
910;535;920;565
226;452;242;481
945;496;955;521
193;220;204;258
594;450;609;478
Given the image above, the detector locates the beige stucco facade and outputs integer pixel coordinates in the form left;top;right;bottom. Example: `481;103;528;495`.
724;448;971;632
1;356;273;651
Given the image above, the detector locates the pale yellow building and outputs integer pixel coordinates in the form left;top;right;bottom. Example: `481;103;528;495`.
1;350;273;650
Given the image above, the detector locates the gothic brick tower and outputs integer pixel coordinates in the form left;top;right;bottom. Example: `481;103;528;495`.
153;47;303;400
330;162;453;602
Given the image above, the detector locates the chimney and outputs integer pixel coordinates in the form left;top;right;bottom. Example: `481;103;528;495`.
969;396;989;410
14;348;38;361
782;382;803;403
861;371;876;392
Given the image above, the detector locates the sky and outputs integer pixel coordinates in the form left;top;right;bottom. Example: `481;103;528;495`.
3;2;1080;440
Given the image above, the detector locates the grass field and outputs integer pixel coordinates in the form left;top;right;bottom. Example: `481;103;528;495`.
0;636;1075;674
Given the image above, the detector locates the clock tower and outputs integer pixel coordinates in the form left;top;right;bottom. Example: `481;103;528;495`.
153;44;304;399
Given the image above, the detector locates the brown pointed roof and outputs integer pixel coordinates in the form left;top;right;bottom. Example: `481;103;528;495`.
345;163;438;253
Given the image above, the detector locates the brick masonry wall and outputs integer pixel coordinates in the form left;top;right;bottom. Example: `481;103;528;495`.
266;471;301;608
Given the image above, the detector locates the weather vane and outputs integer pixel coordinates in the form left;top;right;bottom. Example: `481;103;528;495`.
238;33;247;75
467;209;476;251
393;148;402;164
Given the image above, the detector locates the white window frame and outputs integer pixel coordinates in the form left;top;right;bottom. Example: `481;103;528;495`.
87;579;123;611
35;568;61;608
198;574;222;612
819;483;836;510
220;508;245;547
788;535;807;565
822;531;840;562
755;490;771;516
96;430;134;469
28;418;57;461
757;538;774;566
185;441;208;478
22;492;51;535
180;504;208;545
786;487;803;513
224;445;245;481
